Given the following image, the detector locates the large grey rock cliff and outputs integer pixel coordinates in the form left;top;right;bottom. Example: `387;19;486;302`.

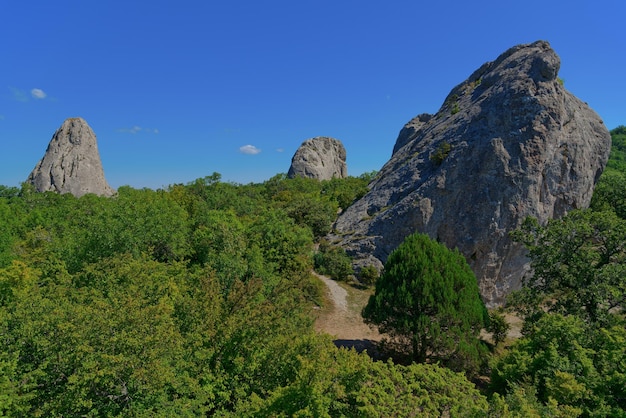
288;136;348;180
331;41;611;305
27;117;115;197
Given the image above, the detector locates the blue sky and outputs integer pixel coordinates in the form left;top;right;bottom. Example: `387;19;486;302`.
1;0;624;189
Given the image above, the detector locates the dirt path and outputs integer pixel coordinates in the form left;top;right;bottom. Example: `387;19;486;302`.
314;272;348;312
313;272;381;342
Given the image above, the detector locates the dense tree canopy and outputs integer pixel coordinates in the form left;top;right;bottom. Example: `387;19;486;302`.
491;313;626;416
0;175;333;415
590;168;626;219
0;173;495;416
510;209;626;326
605;125;626;173
590;126;626;220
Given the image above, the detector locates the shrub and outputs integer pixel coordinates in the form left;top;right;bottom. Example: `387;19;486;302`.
358;265;379;286
487;310;510;347
430;141;452;165
313;240;353;281
451;101;460;114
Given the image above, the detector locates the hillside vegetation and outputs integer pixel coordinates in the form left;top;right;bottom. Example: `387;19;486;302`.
0;171;486;416
0;127;625;416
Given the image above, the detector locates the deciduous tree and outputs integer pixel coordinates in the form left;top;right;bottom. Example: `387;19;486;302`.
511;209;626;326
491;313;626;416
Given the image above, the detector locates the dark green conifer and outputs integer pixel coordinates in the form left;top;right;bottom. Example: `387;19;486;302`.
363;233;488;373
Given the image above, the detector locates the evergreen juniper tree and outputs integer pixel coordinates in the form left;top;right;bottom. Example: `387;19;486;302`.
362;233;488;373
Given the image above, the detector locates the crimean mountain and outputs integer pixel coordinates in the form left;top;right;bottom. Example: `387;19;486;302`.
330;41;611;305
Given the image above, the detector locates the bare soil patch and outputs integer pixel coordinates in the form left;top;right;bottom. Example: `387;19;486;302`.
503;312;523;339
312;272;381;342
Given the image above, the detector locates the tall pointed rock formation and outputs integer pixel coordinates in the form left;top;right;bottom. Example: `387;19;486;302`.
27;117;115;197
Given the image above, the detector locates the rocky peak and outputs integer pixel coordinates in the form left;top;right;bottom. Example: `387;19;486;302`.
288;136;348;180
330;41;611;305
27;117;115;197
392;113;433;155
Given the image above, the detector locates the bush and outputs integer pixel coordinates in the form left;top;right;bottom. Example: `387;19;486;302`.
430;141;452;165
358;265;379;286
487;310;510;347
313;240;353;281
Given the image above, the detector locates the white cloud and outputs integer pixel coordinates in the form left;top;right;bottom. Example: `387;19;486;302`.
276;148;285;153
239;145;261;155
117;126;159;135
31;88;47;99
117;126;142;134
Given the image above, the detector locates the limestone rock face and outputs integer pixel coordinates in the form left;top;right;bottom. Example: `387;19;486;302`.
288;137;347;180
27;117;115;197
331;41;611;305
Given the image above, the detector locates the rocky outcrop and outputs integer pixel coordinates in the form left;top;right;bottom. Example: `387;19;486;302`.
27;117;115;197
288;137;347;180
392;113;433;155
330;41;611;306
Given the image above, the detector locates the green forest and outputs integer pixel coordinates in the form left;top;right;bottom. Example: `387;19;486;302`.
1;127;625;417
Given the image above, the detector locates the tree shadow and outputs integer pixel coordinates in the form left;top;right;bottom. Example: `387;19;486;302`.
347;281;370;291
333;339;388;361
334;337;419;365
